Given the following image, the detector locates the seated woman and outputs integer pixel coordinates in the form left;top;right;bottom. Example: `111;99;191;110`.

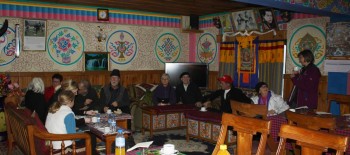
251;82;289;116
152;73;176;106
45;90;77;149
24;77;47;124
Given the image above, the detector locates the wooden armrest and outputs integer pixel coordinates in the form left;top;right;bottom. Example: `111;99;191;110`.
28;125;92;155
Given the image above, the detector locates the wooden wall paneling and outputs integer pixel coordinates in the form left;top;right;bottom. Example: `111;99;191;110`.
208;71;219;90
283;75;328;112
4;70;219;93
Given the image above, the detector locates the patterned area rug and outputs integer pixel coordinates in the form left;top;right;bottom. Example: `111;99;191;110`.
132;129;235;155
0;129;237;155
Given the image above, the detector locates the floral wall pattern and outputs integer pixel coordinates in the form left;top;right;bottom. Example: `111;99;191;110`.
47;27;84;66
0;18;195;72
196;33;217;64
107;30;138;65
0;24;16;67
286;17;329;75
154;33;181;63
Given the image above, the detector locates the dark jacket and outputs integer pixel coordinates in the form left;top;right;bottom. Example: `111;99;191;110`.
73;87;99;115
203;87;252;113
175;83;202;104
24;90;48;124
291;63;321;110
100;84;130;114
152;84;176;105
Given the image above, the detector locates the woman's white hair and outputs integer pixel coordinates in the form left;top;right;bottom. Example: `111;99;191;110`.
28;77;45;94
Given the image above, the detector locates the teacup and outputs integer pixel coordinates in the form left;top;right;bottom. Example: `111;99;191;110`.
200;107;206;111
91;117;97;123
163;144;175;154
107;109;112;114
293;66;299;72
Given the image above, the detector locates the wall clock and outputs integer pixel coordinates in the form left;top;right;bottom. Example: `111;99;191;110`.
97;9;109;21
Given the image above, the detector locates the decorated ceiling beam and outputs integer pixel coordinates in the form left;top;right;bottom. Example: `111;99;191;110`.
231;0;350;22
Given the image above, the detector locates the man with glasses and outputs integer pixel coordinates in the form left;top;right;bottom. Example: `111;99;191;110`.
73;79;98;115
44;73;63;102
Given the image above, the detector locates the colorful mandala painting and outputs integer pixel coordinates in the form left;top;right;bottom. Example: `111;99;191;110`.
197;33;217;64
0;26;17;66
154;33;181;63
288;25;326;67
47;27;84;65
107;30;137;65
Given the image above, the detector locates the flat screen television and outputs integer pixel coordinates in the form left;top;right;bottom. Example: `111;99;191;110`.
165;63;209;89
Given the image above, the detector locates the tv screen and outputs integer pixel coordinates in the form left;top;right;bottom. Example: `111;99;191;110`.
165;63;208;88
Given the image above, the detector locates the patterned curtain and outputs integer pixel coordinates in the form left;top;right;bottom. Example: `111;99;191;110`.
219;42;235;88
258;40;285;95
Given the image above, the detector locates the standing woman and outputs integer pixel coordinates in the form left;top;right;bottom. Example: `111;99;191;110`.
24;77;47;124
290;50;321;110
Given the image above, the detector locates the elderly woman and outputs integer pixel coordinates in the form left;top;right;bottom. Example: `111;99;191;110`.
24;77;47;124
152;73;176;106
251;82;289;115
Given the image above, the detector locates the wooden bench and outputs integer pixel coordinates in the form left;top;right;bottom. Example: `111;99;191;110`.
4;95;92;155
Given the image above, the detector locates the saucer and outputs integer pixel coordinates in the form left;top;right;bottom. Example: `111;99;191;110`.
200;109;207;112
160;149;178;155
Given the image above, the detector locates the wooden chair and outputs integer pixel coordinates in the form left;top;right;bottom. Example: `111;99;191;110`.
27;125;92;155
276;124;348;155
286;111;337;155
212;113;270;155
231;100;268;119
5;98;92;155
286;111;336;131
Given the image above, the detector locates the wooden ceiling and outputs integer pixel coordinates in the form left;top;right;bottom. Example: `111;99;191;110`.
36;0;259;16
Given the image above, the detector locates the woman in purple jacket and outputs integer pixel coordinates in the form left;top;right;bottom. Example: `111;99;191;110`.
290;50;321;110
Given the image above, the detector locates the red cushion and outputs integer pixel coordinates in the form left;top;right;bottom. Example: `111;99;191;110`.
23;108;49;154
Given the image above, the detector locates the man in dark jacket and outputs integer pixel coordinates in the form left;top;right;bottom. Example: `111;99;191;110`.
100;69;130;114
202;75;252;113
175;72;202;107
73;79;99;115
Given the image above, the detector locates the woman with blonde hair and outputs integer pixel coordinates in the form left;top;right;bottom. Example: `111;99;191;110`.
48;79;78;106
24;77;47;124
45;90;76;149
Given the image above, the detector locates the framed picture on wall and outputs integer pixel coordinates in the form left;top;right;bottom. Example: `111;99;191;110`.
232;10;259;32
219;14;234;32
23;19;46;51
259;8;278;31
84;52;109;71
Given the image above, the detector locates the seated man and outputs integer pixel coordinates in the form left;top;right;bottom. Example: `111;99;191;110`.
175;72;202;107
100;69;130;114
152;73;176;106
202;75;252;113
73;79;99;115
251;82;289;116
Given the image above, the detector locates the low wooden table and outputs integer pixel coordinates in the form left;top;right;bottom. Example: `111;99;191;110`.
87;113;132;154
185;110;236;144
141;104;197;137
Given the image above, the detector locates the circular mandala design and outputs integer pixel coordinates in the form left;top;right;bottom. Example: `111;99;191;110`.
0;26;17;66
107;30;138;65
47;27;84;66
154;33;181;63
196;33;217;64
288;25;326;67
